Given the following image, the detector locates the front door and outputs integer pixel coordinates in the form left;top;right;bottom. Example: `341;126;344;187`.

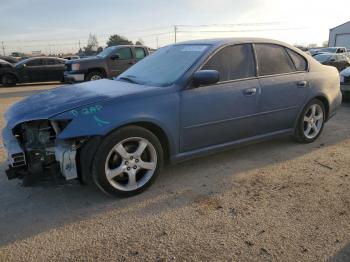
108;47;135;77
21;59;46;82
180;44;259;152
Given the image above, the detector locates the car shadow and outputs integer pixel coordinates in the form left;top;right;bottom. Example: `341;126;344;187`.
329;241;350;261
0;105;349;247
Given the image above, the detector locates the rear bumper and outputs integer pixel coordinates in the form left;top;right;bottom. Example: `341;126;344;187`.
64;72;85;83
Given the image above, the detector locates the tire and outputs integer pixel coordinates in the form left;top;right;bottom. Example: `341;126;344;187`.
2;74;17;87
85;71;104;81
293;99;326;143
91;126;164;197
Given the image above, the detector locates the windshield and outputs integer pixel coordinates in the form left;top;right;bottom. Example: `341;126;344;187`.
314;54;333;62
118;44;210;87
97;46;116;58
320;48;337;53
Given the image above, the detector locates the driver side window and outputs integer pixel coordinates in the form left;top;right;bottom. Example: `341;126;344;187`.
115;47;132;60
202;44;256;82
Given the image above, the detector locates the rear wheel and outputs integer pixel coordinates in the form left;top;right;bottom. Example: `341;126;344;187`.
293;99;325;143
2;74;17;87
85;71;104;81
91;126;164;197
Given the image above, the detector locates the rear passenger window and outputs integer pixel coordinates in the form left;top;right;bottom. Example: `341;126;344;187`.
46;59;59;65
26;59;43;66
202;44;256;82
286;49;307;71
115;47;132;60
255;44;295;76
135;47;146;59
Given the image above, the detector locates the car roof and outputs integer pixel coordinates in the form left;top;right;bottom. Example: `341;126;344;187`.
21;56;66;62
175;37;293;47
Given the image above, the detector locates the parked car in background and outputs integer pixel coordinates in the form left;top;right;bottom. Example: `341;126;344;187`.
10;52;27;61
319;47;348;54
0;59;17;86
340;66;350;99
3;38;342;196
0;56;18;64
64;55;80;60
64;45;150;83
1;57;66;86
309;48;322;56
314;53;350;71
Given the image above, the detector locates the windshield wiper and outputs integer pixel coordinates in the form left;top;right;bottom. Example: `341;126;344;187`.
119;76;139;84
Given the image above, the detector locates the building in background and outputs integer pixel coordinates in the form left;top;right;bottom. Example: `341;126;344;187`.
329;21;350;49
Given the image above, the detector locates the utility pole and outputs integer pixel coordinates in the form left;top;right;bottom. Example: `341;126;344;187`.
78;40;81;50
1;41;5;56
174;25;177;43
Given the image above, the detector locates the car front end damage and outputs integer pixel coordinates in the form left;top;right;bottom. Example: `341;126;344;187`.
3;119;83;185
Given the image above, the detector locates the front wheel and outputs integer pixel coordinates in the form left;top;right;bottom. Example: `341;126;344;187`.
2;74;17;87
91;126;164;197
293;99;325;143
85;71;104;81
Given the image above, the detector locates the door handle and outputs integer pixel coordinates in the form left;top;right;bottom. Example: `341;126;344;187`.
297;80;308;88
243;87;257;96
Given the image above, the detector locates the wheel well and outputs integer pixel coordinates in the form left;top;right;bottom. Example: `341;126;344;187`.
314;96;329;120
87;68;106;77
120;122;170;163
2;73;18;82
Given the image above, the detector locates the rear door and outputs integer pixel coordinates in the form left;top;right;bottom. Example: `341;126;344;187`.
44;58;65;81
180;44;260;152
108;47;134;77
254;44;309;134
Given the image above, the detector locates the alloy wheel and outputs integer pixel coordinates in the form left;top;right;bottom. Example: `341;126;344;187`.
303;104;324;139
104;137;157;191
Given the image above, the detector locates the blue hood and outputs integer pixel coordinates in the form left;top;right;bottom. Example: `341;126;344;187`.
5;79;160;128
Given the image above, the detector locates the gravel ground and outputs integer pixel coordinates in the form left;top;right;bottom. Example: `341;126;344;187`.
0;83;349;261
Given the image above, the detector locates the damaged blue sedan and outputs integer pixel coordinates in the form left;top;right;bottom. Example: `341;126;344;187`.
2;38;342;196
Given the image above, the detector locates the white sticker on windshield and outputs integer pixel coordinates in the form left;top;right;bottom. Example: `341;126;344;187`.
181;45;207;52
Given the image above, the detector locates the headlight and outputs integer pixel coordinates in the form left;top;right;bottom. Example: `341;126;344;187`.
71;63;80;71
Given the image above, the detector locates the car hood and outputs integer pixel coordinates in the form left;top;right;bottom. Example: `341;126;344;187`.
5;79;161;128
65;56;102;64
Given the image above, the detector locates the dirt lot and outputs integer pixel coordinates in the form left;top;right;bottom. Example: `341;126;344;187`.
0;83;349;261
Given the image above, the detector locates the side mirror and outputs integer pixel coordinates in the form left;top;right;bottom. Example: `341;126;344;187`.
329;58;336;62
110;54;120;60
193;70;219;86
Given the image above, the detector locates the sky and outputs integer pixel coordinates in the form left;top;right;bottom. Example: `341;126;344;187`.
0;0;349;54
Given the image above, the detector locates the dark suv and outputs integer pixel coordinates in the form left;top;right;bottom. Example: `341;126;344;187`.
64;45;150;83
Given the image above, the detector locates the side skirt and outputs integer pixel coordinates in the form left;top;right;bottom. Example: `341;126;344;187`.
171;129;293;164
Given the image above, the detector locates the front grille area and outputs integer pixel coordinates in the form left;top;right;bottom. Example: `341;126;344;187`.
344;76;350;84
65;64;72;71
11;152;26;167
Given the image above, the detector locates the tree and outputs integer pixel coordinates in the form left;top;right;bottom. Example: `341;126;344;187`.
106;34;133;47
322;40;329;47
86;33;99;52
135;38;144;45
